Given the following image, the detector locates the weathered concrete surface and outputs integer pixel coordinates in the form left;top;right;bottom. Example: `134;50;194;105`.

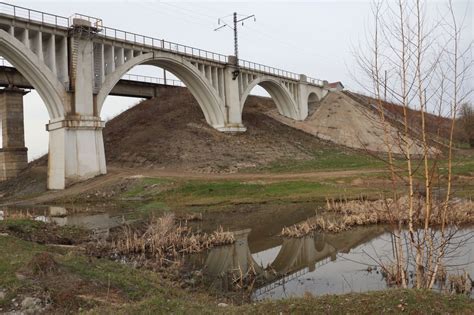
0;88;28;181
0;6;330;189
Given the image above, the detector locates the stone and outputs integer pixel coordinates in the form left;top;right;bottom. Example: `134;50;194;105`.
21;297;43;314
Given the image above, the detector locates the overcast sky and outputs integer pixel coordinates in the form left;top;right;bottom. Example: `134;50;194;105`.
1;0;472;160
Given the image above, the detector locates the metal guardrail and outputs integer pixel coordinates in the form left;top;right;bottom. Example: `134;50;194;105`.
100;26;228;64
122;73;184;87
0;1;327;85
0;2;68;27
239;59;300;81
307;77;325;87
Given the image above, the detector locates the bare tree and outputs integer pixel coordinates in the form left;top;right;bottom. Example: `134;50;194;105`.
458;102;474;147
354;0;472;290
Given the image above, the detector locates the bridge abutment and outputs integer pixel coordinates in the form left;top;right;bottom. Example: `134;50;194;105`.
0;87;28;181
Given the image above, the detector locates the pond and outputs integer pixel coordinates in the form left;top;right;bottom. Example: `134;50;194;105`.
187;225;473;300
1;204;473;299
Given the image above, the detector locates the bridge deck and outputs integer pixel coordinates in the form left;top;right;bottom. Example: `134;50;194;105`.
0;2;324;86
0;65;182;99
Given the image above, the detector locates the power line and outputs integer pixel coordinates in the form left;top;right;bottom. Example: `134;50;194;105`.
215;12;256;79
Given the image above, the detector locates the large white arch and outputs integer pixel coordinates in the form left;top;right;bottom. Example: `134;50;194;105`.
240;75;299;119
97;52;226;128
0;30;66;119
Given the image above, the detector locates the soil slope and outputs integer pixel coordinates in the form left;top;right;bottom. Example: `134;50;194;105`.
103;87;332;173
268;91;425;154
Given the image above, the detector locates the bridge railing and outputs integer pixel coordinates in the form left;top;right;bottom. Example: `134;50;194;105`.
0;2;328;88
307;77;325;87
122;73;184;87
101;26;229;64
0;2;69;27
239;59;300;81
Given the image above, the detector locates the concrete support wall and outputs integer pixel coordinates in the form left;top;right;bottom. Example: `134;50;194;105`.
72;36;94;115
222;56;246;131
44;32;107;189
297;75;309;120
47;118;106;189
0;88;28;181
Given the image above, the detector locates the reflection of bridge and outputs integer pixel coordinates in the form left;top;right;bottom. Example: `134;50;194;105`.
0;2;338;188
201;226;386;295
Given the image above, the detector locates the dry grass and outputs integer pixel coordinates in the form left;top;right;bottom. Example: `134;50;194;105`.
282;197;474;237
448;272;473;295
93;213;234;268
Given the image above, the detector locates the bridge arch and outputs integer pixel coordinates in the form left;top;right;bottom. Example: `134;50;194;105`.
0;30;66;119
307;91;320;113
97;52;225;128
240;76;299;119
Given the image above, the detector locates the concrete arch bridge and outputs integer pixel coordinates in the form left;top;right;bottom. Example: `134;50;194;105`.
0;2;333;189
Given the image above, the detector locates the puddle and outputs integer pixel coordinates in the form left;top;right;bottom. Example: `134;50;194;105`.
188;225;474;300
2;203;473;299
0;205;132;238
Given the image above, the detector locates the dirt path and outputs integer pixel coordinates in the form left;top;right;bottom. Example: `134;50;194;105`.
3;167;384;206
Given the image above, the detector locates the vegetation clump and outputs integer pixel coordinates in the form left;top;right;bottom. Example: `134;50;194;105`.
91;213;234;268
282;197;474;237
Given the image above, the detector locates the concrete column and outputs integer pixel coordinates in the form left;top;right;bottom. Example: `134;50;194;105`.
56;36;69;86
0;88;28;181
21;29;29;49
30;31;43;61
104;45;115;75
43;34;57;75
47;117;106;189
222;56;246;132
115;47;124;67
297;74;309;120
72;37;94;115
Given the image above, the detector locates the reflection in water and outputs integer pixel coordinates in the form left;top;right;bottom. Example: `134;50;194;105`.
1;206;129;238
193;225;474;300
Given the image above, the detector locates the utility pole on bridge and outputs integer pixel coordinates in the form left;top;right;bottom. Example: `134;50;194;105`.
215;12;256;79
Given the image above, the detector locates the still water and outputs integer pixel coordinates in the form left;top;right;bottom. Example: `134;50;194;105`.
189;226;473;300
2;205;473;299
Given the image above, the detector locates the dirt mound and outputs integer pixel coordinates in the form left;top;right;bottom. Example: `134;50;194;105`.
103;87;330;173
268;91;426;154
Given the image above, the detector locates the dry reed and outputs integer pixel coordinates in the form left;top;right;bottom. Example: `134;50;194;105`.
94;213;234;268
282;197;474;237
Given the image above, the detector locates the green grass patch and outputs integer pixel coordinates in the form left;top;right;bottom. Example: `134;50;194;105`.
155;180;381;206
254;149;385;173
0;219;88;244
0;236;46;306
123;177;174;198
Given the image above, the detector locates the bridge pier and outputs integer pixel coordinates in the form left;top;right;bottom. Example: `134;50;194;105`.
47;117;106;190
0;87;28;181
45;22;107;190
221;56;247;132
